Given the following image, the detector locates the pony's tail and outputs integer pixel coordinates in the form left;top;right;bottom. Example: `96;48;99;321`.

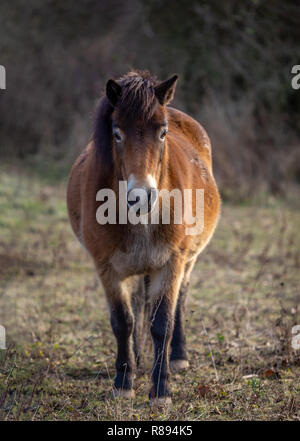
131;275;151;366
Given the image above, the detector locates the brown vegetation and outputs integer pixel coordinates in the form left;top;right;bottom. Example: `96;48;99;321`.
0;170;299;420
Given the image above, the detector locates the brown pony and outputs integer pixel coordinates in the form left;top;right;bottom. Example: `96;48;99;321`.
67;71;221;404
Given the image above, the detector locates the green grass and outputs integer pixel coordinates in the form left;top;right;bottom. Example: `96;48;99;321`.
0;166;299;420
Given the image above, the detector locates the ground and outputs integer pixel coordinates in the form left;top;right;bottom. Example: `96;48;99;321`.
0;165;299;421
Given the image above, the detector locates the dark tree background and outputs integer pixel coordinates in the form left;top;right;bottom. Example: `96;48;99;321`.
0;0;299;198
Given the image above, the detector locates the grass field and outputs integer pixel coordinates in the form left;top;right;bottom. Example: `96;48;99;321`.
0;165;299;421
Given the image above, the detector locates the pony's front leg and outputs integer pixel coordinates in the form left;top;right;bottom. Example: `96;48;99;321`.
170;257;196;372
149;256;185;404
99;266;136;398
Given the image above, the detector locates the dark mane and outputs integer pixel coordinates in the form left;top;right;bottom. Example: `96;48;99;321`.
93;71;158;168
94;95;114;169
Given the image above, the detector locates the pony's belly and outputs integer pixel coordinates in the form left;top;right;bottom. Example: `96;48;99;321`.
109;241;171;277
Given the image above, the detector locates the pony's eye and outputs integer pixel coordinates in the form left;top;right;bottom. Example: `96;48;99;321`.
160;128;168;140
113;128;122;142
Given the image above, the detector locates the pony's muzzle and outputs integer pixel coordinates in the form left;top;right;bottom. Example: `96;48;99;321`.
127;187;158;214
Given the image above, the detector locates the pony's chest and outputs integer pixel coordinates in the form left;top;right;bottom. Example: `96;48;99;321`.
109;229;170;276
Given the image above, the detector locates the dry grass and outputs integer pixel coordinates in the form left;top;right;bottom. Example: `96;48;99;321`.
0;166;299;421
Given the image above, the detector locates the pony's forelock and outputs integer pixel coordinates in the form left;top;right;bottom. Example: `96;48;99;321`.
117;71;158;123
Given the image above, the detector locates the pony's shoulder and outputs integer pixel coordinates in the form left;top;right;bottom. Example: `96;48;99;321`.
71;141;94;171
167;107;210;145
167;106;198;125
167;107;212;170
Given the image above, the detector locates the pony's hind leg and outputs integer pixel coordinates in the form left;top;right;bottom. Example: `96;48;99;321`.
170;257;196;373
98;266;136;398
131;275;150;367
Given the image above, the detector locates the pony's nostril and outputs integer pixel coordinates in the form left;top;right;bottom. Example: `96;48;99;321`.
127;195;140;206
127;188;157;212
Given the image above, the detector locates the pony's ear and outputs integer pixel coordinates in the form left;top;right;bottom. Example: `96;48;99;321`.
154;75;178;105
106;79;122;106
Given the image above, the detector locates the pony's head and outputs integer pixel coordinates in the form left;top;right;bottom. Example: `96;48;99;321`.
105;71;178;214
